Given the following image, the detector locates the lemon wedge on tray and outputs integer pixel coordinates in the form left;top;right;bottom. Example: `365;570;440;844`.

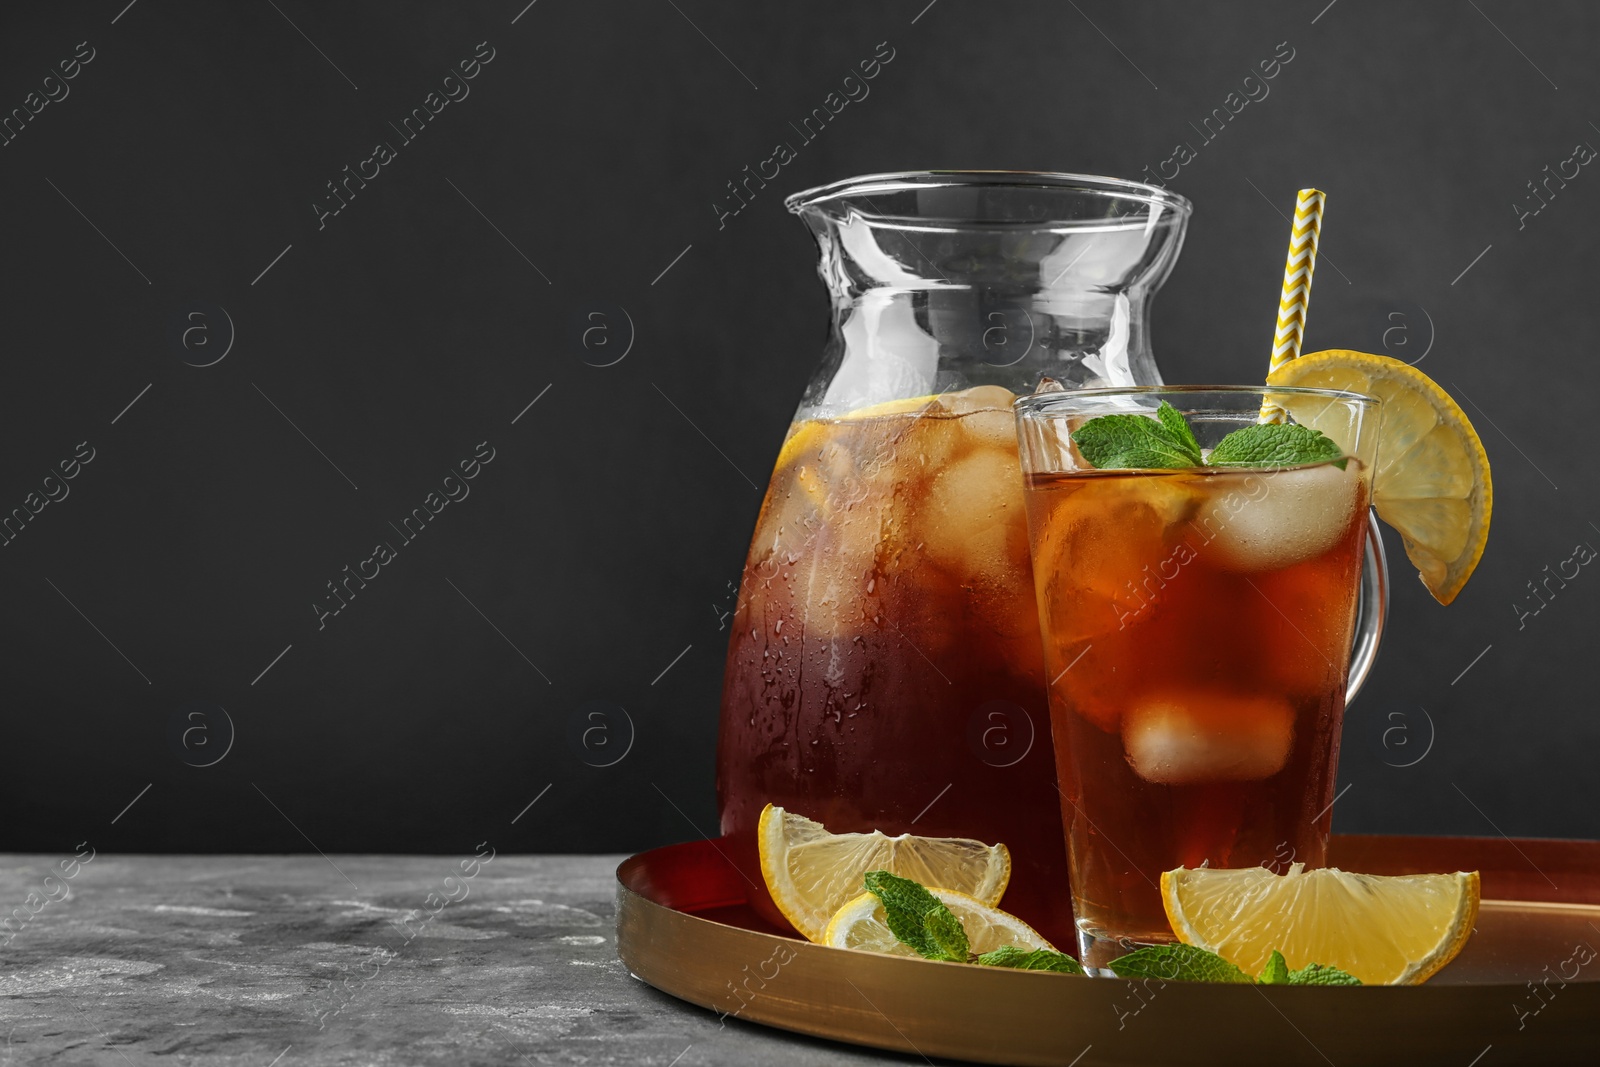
1163;863;1481;985
823;887;1053;958
757;803;1010;942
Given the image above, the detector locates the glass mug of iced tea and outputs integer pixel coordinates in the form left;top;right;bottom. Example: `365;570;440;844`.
716;172;1192;947
1014;386;1383;965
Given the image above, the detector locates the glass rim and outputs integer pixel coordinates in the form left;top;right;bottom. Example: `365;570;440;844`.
784;170;1194;225
1014;383;1379;419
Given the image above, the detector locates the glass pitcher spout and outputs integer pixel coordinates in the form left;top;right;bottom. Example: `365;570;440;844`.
785;171;1192;417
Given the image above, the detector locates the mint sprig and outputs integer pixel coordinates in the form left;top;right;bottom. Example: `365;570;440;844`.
1258;949;1292;985
1071;402;1346;471
1254;949;1361;986
861;870;1080;972
1284;961;1364;986
1108;943;1254;983
975;945;1086;973
1069;402;1203;470
1156;402;1205;462
923;902;972;962
858;871;1360;985
1206;423;1346;470
1109;944;1360;985
862;870;965;962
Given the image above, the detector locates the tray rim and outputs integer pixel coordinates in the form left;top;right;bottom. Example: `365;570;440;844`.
615;834;1600;1067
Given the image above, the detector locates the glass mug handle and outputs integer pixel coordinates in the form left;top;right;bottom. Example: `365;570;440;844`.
1345;509;1390;703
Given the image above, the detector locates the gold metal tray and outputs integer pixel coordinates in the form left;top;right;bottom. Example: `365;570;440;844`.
617;834;1600;1065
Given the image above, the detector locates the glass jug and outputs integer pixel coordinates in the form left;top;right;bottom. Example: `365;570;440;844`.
715;171;1194;947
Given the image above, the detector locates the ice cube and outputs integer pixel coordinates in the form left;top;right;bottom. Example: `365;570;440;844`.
751;423;896;641
943;384;1017;415
1120;474;1205;527
860;403;959;480
920;446;1028;588
1030;476;1201;648
1122;692;1295;785
780;498;899;642
1193;464;1360;572
756;469;822;558
960;408;1019;451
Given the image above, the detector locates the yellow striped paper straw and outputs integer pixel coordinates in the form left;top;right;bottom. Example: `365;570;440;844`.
1261;188;1326;422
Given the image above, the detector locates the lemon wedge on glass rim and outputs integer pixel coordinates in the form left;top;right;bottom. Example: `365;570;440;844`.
1266;350;1492;605
1162;864;1481;985
756;803;1010;942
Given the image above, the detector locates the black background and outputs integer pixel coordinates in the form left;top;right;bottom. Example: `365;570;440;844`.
1;0;1593;858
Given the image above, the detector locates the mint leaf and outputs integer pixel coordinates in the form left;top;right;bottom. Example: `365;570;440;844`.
975;945;1085;974
1072;404;1348;472
924;905;970;962
860;871;1093;975
1207;423;1345;470
1107;944;1359;985
1071;404;1201;470
1258;950;1291;985
1156;402;1205;465
862;870;966;962
1108;944;1254;984
1286;962;1363;986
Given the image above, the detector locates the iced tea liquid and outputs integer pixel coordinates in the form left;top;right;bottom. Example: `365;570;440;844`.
1023;461;1368;953
716;387;1073;945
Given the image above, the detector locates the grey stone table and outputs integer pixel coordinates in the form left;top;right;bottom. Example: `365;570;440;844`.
0;853;920;1066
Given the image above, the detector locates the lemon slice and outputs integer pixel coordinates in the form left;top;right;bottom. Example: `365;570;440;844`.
1162;864;1480;985
838;393;945;421
772;420;832;475
1265;350;1491;605
823;887;1053;958
757;804;1010;942
772;395;944;472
